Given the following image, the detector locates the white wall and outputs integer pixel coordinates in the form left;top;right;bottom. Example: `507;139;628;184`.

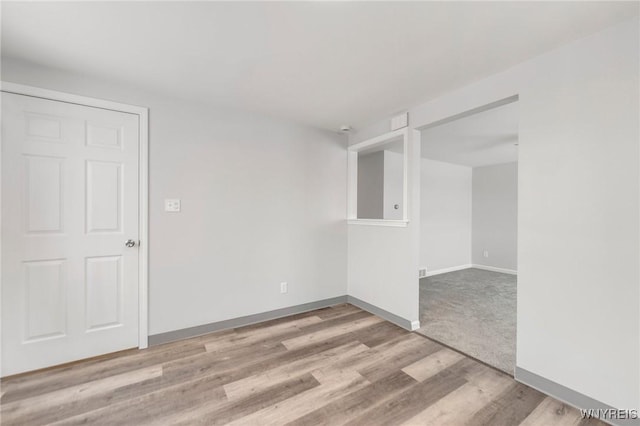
348;130;421;327
350;19;639;411
1;59;348;336
383;150;404;220
420;158;472;272
472;162;518;271
357;151;384;219
357;149;404;220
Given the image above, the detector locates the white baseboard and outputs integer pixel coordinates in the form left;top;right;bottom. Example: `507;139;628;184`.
423;264;472;277
410;320;421;331
421;264;518;277
472;264;517;275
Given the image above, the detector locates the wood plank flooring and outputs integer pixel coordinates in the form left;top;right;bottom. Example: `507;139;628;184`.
0;304;604;425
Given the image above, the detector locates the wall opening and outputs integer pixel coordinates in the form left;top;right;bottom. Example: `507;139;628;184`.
416;97;519;375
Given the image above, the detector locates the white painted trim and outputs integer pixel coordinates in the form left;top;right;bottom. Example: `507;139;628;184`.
1;82;150;349
347;150;358;219
423;264;472;277
421;264;518;277
410;320;421;331
348;128;409;225
349;127;407;151
347;219;408;227
416;95;519;131
137;106;149;349
0;82;148;116
402;130;410;223
472;264;518;275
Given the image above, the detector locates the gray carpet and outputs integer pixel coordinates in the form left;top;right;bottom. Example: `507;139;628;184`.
416;268;516;374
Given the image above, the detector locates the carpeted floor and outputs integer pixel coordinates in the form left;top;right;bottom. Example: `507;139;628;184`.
416;268;516;374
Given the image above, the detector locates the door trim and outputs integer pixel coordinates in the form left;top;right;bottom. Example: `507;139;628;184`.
1;81;150;349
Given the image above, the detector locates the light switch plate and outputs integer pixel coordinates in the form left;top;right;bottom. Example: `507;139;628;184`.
165;199;181;212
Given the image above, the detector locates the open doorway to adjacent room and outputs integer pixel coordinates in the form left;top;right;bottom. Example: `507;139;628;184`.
417;98;518;375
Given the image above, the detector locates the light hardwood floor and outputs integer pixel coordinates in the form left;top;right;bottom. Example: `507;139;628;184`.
0;304;604;425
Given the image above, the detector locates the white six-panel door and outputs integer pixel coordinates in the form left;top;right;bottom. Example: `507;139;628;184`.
1;92;140;376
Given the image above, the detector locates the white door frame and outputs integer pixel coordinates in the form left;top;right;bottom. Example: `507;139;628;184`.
1;81;150;349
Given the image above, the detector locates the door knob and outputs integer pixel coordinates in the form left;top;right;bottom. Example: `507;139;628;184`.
125;239;137;248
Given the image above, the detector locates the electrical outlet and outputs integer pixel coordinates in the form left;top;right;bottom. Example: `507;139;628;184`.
483;250;489;258
418;268;427;278
280;282;288;294
165;199;181;212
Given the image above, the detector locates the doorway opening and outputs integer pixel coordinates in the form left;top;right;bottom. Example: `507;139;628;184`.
417;97;518;375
